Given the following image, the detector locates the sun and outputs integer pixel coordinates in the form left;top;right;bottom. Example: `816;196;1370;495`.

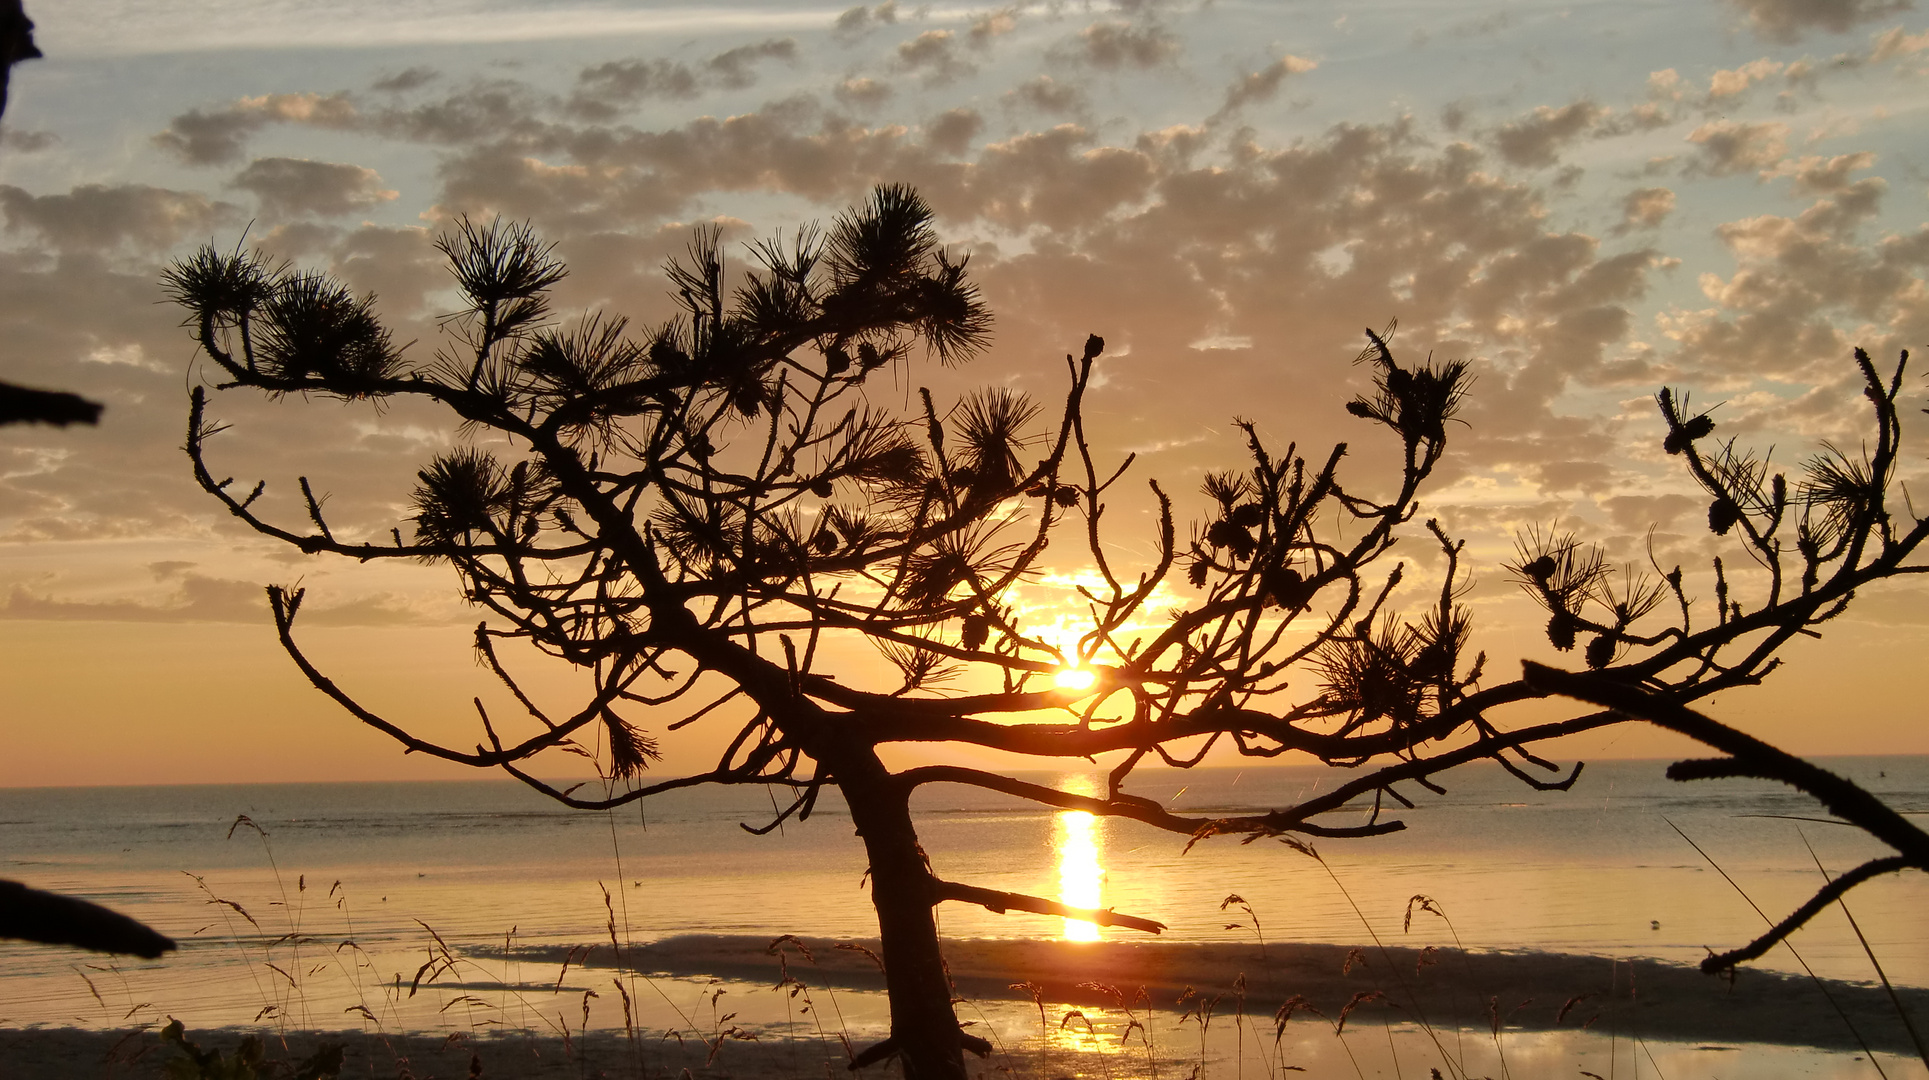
1053;667;1097;692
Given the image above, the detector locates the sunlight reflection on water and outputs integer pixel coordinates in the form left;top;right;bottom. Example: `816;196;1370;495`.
1055;773;1105;941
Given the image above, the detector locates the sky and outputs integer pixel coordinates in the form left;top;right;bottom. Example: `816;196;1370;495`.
2;0;1928;787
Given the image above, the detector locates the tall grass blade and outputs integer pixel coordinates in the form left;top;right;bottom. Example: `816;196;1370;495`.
1663;817;1889;1079
1798;830;1929;1070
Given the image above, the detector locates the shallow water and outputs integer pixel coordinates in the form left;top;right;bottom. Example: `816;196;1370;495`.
1;759;1924;1077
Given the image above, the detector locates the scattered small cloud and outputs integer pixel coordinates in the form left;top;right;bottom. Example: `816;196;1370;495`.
834;75;893;109
1684;119;1790;176
1490;101;1603;169
1708;57;1785;99
896;30;974;82
1210;56;1318;123
1764;150;1877;193
705;38;798;90
571;58;701;118
570;39;795;119
372;67;439;93
834;1;900;43
1723;0;1912;44
1007;75;1085;115
1870;23;1929;61
1063;20;1182;69
968;7;1021;48
1614;186;1677;234
1648;68;1688;101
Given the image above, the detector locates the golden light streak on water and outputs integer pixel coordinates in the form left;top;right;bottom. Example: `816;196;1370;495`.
1053;773;1104;941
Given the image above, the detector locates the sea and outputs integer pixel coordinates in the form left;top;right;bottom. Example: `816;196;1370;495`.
1;758;1925;1077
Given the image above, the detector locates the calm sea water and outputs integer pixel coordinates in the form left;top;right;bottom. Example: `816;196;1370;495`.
0;758;1924;1073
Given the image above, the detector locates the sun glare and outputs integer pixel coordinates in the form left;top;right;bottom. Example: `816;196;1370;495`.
1054;667;1097;692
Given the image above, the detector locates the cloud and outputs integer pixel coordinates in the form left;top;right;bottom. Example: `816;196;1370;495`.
1764;150;1877;194
1063;20;1182;69
1211;56;1318;122
1006;75;1084;115
968;7;1021;48
834;76;893;109
1684;119;1789;176
905;120;1670;486
1658;186;1925;385
571;59;702;118
230;158;398;218
942;124;1160;232
1647;68;1687;102
1707;57;1785;98
706;38;798;89
154;92;358;166
25;81;1677;550
0;183;236;252
1870;24;1929;61
372;67;439;93
926;108;984;157
0;203;471;546
834;1;899;43
423;95;920;227
1599;492;1700;533
326;224;444;318
1723;0;1912;43
0;573;426;626
16;26;1915;596
1490;101;1602;169
368;79;548;145
1615;187;1676;233
564;39;800;119
176;69;1677;496
895;30;974;82
1;128;56;152
1530;459;1617;495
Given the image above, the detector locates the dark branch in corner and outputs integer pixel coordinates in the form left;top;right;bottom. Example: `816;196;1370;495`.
0;381;102;427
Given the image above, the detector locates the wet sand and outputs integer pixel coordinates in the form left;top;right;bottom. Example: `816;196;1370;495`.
0;1027;873;1080
538;934;1929;1054
4;935;1923;1078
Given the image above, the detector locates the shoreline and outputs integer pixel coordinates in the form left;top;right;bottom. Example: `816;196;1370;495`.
5;934;1922;1078
508;933;1929;1054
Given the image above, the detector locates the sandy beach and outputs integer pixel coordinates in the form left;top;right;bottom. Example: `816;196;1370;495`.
4;936;1922;1079
563;934;1929;1054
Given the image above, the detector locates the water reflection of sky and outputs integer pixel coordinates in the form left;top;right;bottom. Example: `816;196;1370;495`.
1053;773;1104;941
4;760;1927;1030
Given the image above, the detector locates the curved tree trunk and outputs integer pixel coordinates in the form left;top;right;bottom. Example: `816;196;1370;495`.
836;751;969;1079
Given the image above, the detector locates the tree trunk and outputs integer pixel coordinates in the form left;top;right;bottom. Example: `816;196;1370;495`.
836;751;968;1079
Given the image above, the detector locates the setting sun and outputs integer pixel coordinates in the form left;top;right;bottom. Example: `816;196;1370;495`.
1053;667;1097;692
